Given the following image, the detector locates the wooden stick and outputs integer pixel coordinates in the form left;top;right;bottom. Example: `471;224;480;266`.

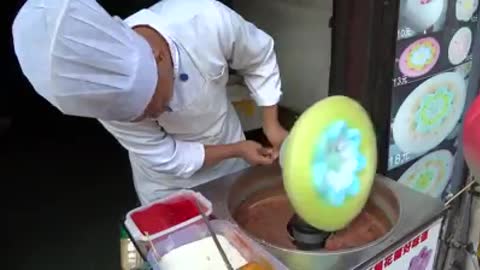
444;180;477;206
145;232;161;265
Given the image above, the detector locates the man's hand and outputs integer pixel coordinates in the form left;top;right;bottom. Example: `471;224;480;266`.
237;140;276;165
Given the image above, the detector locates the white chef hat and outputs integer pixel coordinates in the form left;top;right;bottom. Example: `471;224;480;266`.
12;0;157;121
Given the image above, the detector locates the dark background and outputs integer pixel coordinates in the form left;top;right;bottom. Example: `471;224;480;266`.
4;1;239;269
4;1;170;269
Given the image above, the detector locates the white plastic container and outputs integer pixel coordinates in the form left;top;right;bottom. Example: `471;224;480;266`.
145;220;288;270
124;190;213;254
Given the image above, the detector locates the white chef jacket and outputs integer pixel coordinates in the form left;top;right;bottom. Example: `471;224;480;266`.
100;0;282;204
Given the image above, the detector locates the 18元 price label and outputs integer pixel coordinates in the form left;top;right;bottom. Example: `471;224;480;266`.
389;151;412;168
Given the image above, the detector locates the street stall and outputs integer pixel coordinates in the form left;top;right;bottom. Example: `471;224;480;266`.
121;0;480;269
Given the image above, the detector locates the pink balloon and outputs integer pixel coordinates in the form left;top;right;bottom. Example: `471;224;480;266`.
463;94;480;181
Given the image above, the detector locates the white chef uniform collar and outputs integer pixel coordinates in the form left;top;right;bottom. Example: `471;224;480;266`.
12;0;158;121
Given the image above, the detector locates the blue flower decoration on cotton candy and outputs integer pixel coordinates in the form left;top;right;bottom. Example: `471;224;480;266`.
312;121;366;207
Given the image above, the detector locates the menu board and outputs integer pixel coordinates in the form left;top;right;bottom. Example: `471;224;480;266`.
387;0;478;200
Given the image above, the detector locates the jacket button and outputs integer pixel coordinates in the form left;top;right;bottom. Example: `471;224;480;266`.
179;73;189;81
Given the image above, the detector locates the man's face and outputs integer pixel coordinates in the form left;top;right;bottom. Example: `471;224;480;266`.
133;26;174;121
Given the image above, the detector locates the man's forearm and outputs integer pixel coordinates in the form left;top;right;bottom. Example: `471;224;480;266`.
262;105;281;129
203;143;242;168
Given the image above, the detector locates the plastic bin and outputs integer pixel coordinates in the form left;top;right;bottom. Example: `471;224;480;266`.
145;220;288;270
124;190;212;254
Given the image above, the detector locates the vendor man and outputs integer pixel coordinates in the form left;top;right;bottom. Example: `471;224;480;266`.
13;0;288;204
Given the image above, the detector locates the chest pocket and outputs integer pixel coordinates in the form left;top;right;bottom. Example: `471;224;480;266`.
156;61;229;143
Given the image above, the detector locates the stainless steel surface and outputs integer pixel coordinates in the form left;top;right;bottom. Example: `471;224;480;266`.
194;199;234;270
195;164;445;270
